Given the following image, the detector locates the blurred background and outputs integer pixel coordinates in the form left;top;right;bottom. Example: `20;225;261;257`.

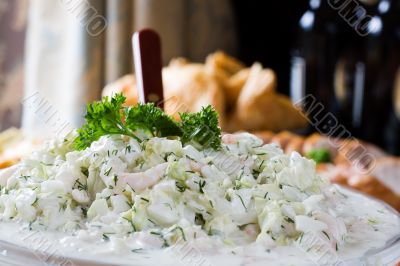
0;0;400;154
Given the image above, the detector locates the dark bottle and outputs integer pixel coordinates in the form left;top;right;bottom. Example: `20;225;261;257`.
334;0;393;147
232;0;308;94
290;0;345;133
384;0;400;154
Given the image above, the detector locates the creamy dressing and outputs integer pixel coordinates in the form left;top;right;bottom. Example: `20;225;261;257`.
0;187;398;266
0;132;399;266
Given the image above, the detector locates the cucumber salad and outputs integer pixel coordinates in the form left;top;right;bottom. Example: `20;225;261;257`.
0;95;398;264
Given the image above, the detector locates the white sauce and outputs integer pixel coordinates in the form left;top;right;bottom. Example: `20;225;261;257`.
1;133;399;266
0;187;398;266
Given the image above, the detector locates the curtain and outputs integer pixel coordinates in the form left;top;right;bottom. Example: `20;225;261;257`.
0;0;28;131
22;0;237;138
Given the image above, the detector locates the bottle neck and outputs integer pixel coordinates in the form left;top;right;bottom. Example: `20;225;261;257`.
300;0;341;32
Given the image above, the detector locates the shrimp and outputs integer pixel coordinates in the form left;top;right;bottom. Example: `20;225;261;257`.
222;134;237;144
190;160;204;172
121;163;168;192
242;223;260;241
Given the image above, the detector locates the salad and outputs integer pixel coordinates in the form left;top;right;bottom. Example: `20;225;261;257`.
0;95;398;264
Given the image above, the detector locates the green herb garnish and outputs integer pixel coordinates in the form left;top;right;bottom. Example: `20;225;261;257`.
74;94;137;150
305;148;331;164
124;102;182;137
74;94;221;150
179;105;221;150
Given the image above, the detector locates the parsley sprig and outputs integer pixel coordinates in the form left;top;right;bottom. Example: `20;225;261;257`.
179;105;222;150
74;94;221;150
74;94;138;150
124;103;181;137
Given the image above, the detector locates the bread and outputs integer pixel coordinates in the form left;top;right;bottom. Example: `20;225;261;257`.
203;52;249;111
236;63;276;105
102;52;309;133
0;128;41;170
205;51;245;78
224;68;250;108
102;75;138;106
233;92;308;132
162;63;226;125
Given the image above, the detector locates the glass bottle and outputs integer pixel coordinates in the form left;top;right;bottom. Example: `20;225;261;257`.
334;0;392;146
290;0;345;133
